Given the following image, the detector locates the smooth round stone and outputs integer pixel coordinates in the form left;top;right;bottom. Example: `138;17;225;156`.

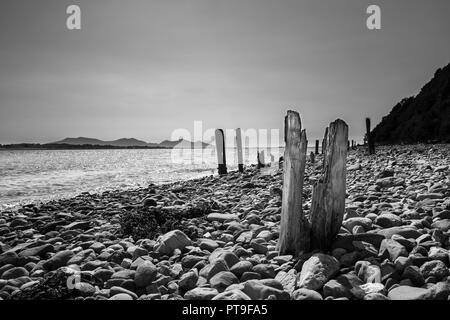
199;239;220;252
292;288;323;300
1;267;29;280
109;293;133;300
109;286;138;299
388;285;429;300
212;289;251;300
184;287;219;300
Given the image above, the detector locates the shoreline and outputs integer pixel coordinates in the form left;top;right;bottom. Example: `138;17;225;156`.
0;144;449;300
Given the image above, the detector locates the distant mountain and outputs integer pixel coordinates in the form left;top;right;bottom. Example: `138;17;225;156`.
48;137;211;149
372;62;450;144
159;139;211;149
51;137;156;147
53;137;106;145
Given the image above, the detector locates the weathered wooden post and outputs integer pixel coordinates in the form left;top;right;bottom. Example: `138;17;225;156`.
257;150;265;169
310;152;315;163
315;140;319;155
321;127;328;155
215;129;227;175
366;118;375;155
310;119;348;250
278;111;309;255
235;128;244;173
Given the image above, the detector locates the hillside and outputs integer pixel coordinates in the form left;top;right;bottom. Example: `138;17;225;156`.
51;137;158;148
372;63;450;144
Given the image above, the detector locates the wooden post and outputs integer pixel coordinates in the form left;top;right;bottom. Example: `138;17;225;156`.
366;118;375;155
321;127;328;155
257;150;265;169
310;119;348;251
277;111;309;256
215;129;227;175
310;152;315;164
315;140;319;155
236;128;244;173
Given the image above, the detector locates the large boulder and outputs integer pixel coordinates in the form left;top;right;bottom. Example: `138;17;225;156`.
297;254;340;291
134;261;157;287
155;230;192;255
375;213;403;228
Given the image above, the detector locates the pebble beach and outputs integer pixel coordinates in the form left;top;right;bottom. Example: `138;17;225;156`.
0;144;449;301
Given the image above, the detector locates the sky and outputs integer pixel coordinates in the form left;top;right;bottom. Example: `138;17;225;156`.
1;0;450;145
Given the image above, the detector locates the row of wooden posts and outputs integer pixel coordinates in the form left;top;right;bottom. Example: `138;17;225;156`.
214;113;376;255
214;117;375;177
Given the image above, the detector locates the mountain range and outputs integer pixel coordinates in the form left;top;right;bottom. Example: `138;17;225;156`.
51;137;210;149
372;62;450;144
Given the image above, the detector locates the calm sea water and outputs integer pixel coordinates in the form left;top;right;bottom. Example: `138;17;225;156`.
1;147;309;210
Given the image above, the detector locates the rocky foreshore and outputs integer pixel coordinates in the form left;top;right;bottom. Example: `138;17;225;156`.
0;144;449;300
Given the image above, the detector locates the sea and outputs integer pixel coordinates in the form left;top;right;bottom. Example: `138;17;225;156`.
0;146;316;210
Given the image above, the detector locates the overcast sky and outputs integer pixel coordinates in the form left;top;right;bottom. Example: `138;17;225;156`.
1;0;449;144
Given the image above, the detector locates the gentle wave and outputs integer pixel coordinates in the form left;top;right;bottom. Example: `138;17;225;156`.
0;147;317;210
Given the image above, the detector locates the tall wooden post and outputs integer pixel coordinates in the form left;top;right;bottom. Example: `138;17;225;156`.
310;119;348;250
315;140;319;155
366;118;375;155
277;111;309;256
322;127;328;155
257;150;265;169
215;129;227;175
236;128;244;173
